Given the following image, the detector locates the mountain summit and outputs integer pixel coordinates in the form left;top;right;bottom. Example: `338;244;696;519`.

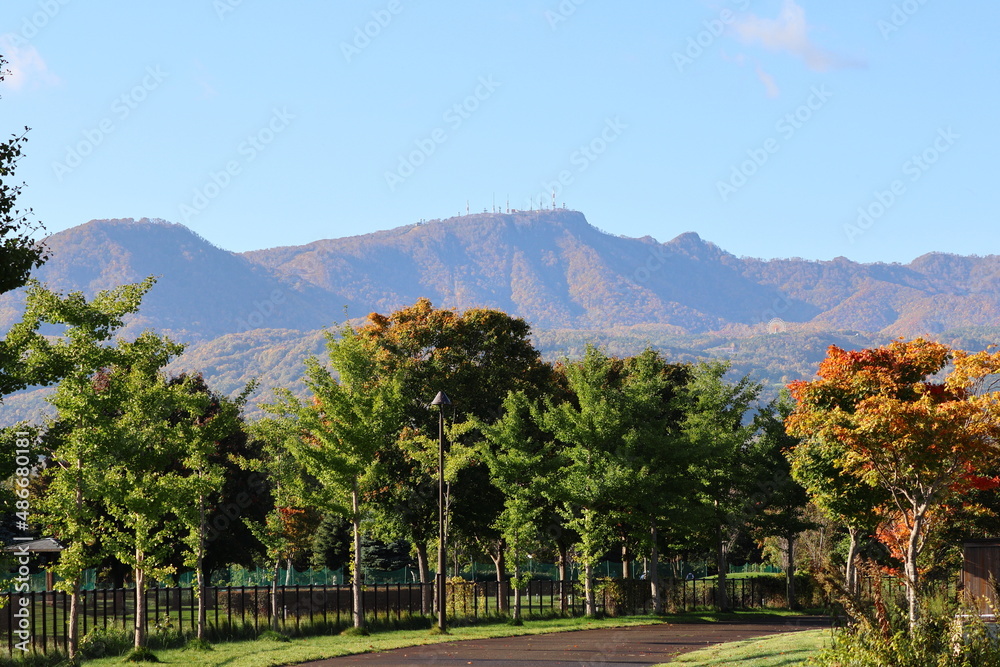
241;209;793;331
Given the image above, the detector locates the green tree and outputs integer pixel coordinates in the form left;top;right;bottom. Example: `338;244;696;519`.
262;327;404;630
96;334;211;651
479;390;554;621
171;375;255;642
356;299;551;594
683;361;763;612
615;350;694;614
0;53;48;405
27;279;156;659
747;398;813;610
237;421;312;632
786;428;887;597
538;346;690;615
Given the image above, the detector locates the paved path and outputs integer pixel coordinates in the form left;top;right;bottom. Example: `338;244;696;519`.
295;617;831;667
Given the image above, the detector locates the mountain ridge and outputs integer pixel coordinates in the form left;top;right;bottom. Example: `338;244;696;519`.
4;209;998;340
2;209;999;426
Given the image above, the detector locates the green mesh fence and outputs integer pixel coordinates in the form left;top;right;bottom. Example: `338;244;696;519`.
9;559;722;591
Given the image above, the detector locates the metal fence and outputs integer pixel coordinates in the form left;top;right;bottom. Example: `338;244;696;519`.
0;577;790;655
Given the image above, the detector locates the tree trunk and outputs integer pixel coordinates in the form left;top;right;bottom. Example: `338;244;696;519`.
68;460;84;659
716;522;730;612
845;526;860;596
196;494;207;641
584;563;596;616
415;542;431;614
557;543;569;614
649;521;662;614
786;534;798;610
905;511;924;629
271;557;280;632
285;557;293;586
67;579;80;659
512;561;522;621
492;543;508;614
351;482;365;629
133;557;146;649
622;544;632;580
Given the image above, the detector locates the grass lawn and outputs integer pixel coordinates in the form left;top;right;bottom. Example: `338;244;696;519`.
657;627;830;666
80;615;670;666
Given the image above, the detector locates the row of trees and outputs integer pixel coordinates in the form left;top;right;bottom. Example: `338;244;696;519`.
1;280;809;656
6;278;1000;653
256;308;809;625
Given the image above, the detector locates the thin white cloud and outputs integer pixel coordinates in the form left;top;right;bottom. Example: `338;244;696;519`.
193;60;218;99
732;0;858;71
0;34;61;90
755;64;780;98
721;51;782;98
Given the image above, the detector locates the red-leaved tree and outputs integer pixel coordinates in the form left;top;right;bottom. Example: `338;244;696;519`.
787;339;1000;627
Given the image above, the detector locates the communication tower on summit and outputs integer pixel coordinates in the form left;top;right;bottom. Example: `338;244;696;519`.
552;191;556;210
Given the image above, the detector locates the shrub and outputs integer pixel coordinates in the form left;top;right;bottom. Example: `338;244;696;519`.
78;624;132;659
811;598;1000;666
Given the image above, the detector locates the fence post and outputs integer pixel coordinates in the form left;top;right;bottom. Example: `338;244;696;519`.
62;590;69;655
40;591;47;654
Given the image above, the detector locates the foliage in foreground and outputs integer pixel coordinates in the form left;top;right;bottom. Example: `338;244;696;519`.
811;600;1000;666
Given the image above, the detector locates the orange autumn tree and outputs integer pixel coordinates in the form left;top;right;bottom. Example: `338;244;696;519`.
786;339;1000;628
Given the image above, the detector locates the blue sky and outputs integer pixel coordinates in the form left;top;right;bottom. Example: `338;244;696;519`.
1;1;996;264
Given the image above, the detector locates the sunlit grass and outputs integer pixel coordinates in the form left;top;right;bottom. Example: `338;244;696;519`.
658;628;829;667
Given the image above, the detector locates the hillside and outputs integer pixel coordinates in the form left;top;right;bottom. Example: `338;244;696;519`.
2;210;999;424
0;218;352;342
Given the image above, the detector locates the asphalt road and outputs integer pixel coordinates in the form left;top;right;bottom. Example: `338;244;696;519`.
294;617;831;667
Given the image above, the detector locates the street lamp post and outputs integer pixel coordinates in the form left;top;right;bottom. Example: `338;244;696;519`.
431;391;452;632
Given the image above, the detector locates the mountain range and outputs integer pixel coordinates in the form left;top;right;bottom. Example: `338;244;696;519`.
2;210;998;424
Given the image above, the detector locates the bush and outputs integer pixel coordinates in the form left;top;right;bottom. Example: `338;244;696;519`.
811;600;1000;666
78;625;132;659
182;638;213;651
122;646;160;663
